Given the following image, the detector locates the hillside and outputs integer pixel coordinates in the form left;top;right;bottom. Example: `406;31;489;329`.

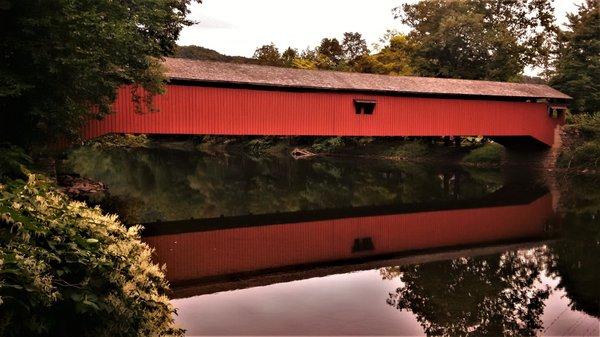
173;45;257;64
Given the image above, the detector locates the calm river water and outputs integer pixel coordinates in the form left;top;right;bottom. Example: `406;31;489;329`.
67;146;599;336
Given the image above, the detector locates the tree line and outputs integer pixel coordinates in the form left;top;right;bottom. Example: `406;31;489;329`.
202;0;597;114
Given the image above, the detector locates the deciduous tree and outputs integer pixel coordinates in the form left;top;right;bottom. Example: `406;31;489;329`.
395;0;557;81
550;0;600;114
0;0;197;146
253;43;283;66
341;32;369;64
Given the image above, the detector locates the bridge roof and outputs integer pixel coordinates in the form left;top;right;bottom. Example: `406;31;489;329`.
164;57;571;100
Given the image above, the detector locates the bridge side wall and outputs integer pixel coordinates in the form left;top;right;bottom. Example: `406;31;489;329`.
83;85;561;146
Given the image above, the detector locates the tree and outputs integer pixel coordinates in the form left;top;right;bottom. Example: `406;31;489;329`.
550;0;600;114
0;0;197;146
395;0;557;81
317;38;344;65
354;34;415;75
341;32;369;63
549;211;600;318
253;43;283;66
383;250;551;336
281;47;299;67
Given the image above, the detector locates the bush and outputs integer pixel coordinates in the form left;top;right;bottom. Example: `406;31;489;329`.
384;141;430;159
245;137;275;155
0;144;31;180
85;134;150;148
311;137;345;153
565;113;600;138
462;143;504;166
560;113;600;169
0;174;182;337
562;141;600;168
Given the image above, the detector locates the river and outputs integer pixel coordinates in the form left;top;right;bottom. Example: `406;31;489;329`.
67;145;599;336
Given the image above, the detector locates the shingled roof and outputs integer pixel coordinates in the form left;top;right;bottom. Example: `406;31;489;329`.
163;57;571;100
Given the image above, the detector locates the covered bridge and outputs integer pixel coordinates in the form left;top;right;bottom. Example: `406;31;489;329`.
83;57;571;147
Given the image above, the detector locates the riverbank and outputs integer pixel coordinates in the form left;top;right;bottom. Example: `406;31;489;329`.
557;113;600;172
83;134;505;165
0;151;183;336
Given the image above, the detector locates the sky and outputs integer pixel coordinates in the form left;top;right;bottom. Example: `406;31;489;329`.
178;0;586;59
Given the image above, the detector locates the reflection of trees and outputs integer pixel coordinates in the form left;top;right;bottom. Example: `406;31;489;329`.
67;147;506;223
549;212;599;318
548;175;600;318
382;249;550;336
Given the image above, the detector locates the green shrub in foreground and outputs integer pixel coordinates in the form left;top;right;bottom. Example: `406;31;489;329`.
462;143;504;165
0;174;182;337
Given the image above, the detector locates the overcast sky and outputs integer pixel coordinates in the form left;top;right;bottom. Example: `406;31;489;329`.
178;0;585;59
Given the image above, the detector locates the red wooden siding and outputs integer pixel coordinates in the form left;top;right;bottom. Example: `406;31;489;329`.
83;85;562;146
143;193;553;285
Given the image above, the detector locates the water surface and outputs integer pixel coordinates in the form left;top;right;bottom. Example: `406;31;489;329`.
68;146;599;336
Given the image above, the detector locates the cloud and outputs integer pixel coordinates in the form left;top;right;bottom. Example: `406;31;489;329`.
191;15;235;30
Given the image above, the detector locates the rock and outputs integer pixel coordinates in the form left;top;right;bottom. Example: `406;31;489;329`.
58;175;107;198
291;148;316;159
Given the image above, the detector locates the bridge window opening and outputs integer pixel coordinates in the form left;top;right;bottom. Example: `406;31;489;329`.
352;237;375;253
548;104;568;119
353;100;376;115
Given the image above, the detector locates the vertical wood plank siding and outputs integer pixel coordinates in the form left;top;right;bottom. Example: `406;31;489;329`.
83;85;561;146
143;194;552;285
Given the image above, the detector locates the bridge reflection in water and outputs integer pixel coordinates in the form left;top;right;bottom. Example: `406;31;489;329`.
142;183;555;298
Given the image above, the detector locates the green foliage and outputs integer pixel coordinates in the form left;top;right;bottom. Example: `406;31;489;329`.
0;174;182;337
355;34;415;75
560;113;600;168
549;211;600;317
550;0;600;114
0;144;31;180
563;142;600;168
281;47;299;67
311;137;345;153
85;134;150;149
0;0;197;146
317;38;344;65
384;249;551;336
66;145;503;223
253;43;284;66
396;0;557;81
462;143;504;166
341;32;369;64
384;141;430;159
245;137;278;156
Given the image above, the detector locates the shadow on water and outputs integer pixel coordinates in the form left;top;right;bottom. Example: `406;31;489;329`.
66;146;599;336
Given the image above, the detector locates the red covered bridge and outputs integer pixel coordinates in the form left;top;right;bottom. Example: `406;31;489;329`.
83;58;571;147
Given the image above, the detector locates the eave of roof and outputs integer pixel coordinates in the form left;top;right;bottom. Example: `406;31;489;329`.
163;57;572;101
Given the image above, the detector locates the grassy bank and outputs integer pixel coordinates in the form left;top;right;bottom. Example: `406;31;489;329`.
86;134;485;163
0;147;182;337
461;143;505;167
558;113;600;171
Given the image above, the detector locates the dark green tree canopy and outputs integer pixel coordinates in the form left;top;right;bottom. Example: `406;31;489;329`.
253;43;284;66
550;0;600;113
395;0;557;81
281;47;299;67
317;38;344;65
341;32;369;63
0;0;196;146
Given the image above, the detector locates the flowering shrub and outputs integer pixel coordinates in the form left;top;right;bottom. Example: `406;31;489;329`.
0;174;183;337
